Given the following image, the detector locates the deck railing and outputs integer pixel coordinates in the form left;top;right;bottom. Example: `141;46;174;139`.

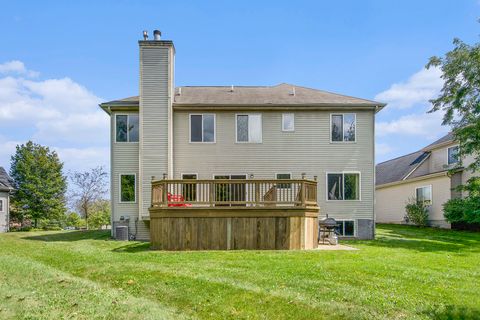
151;178;318;208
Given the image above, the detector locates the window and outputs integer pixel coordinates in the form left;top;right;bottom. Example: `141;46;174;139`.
120;174;136;203
448;146;459;165
335;220;355;236
416;185;432;206
116;114;139;142
331;113;356;142
236;114;262;143
282;113;294;132
276;173;292;188
0;199;4;212
182;174;197;201
190;114;215;142
327;172;360;200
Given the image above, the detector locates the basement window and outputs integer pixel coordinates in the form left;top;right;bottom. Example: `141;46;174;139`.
335;220;355;236
116;114;139;142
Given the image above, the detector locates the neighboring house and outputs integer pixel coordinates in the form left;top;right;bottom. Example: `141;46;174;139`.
0;167;14;232
99;31;385;243
375;133;477;228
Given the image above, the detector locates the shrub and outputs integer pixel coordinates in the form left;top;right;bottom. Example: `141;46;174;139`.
405;198;429;226
443;196;480;224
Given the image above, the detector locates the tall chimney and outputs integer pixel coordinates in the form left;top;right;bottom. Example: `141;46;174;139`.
138;30;175;219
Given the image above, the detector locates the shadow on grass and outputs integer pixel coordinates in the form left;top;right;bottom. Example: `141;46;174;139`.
22;230;111;242
112;242;151;253
423;305;480;320
353;224;480;253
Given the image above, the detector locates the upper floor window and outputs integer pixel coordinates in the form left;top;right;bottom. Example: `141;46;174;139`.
327;172;360;200
416;185;432;206
190;114;215;143
120;174;136;203
236;114;262;143
331;113;356;142
0;199;4;212
116;114;139;142
282;113;294;132
448;146;459;165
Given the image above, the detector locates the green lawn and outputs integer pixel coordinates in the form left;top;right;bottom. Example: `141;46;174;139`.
0;225;479;320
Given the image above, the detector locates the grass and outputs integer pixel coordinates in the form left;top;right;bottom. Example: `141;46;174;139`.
0;224;479;320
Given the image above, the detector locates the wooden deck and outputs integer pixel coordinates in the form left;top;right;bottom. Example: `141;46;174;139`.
149;179;319;250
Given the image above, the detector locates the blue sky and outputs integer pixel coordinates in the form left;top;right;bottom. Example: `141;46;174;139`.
0;0;479;173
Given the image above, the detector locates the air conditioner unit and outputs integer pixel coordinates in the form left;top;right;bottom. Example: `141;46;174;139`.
115;225;129;241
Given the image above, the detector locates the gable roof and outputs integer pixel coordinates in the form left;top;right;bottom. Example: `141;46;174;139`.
423;132;454;150
376;151;430;186
100;83;385;110
0;167;14;191
376;132;455;186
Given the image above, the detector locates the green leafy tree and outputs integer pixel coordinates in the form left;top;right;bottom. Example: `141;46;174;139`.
65;212;85;229
88;199;110;229
427;37;480;193
10;141;67;228
69;167;108;229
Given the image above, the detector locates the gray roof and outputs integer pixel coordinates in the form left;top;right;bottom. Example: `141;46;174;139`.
0;167;14;191
376;132;456;186
423;132;454;150
376;151;429;186
101;83;385;108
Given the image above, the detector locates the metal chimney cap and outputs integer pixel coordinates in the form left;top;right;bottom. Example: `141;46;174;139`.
153;30;161;40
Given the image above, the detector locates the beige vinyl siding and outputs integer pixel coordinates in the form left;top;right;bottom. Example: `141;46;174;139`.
139;44;172;220
0;191;9;232
172;110;375;221
375;175;451;227
110;112;147;239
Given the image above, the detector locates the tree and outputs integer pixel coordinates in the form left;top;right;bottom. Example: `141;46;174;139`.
88;199;110;229
427;37;480;193
69;167;108;229
65;212;85;229
10;141;67;228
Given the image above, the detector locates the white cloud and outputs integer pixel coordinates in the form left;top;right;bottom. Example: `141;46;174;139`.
376;143;394;156
0;60;109;174
375;67;443;109
376;111;448;140
0;60;39;77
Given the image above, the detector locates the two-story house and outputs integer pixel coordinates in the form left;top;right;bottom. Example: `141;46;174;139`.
375;132;476;228
0;166;14;233
99;30;385;247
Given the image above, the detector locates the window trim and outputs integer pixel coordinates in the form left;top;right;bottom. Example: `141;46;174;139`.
335;219;356;237
0;198;4;213
114;114;139;144
447;145;460;165
329;113;357;143
415;184;433;206
189;114;216;143
118;173;137;204
282;113;295;132
235;113;263;144
325;171;362;201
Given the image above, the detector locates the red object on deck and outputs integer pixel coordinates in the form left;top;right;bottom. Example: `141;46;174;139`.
167;193;192;207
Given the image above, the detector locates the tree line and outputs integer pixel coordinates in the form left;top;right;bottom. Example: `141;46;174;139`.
8;141;109;231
